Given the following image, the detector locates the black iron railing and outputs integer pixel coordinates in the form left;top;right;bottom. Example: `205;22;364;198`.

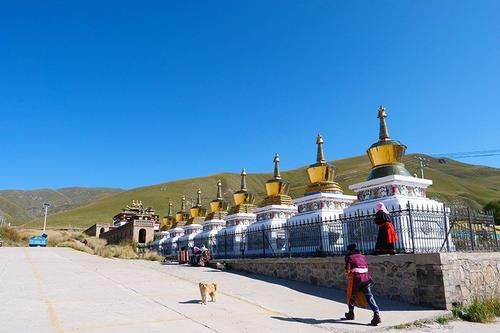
209;205;497;259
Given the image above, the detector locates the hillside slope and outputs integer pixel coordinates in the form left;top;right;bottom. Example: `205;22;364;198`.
25;154;500;229
1;187;123;225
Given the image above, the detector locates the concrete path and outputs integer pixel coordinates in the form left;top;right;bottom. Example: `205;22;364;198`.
0;247;464;332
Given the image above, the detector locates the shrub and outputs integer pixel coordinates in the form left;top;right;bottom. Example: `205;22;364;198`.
143;251;163;261
453;296;500;323
0;226;22;245
58;241;94;254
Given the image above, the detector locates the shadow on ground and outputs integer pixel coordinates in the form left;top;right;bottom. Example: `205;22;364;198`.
213;268;434;312
179;299;202;304
272;316;374;327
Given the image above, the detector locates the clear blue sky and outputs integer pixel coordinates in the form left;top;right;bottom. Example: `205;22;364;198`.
1;1;499;189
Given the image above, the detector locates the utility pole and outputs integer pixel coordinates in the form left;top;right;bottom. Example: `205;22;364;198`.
42;203;50;234
415;157;429;179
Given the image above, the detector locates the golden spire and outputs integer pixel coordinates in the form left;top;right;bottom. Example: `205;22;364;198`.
366;106;411;180
162;200;175;231
232;168;256;208
196;189;202;206
273;153;281;180
316;134;326;164
378;106;391;141
175;195;188;222
305;134;342;194
262;153;292;206
216;180;223;200
240;168;248;191
190;189;207;218
209;179;228;214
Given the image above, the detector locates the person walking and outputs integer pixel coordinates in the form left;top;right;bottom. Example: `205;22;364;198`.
374;202;398;254
344;243;381;326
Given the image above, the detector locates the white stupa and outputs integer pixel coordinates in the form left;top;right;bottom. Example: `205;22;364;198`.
286;135;356;255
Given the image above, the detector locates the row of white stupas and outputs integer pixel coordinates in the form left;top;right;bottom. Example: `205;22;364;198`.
155;107;447;257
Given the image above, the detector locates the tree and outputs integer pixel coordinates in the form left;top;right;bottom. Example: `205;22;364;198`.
484;200;500;225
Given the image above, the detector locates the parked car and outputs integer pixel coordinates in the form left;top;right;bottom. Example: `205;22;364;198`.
29;233;48;247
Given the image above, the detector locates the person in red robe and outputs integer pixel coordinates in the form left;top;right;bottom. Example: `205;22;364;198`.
373;202;398;255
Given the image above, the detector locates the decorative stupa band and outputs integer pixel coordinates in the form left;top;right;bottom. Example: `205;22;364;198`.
225;217;255;227
297;199;350;214
356;184;427;202
256;210;296;222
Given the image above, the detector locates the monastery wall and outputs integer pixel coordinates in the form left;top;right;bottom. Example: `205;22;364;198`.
223;253;500;309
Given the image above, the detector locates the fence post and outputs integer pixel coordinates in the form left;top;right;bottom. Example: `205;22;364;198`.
317;215;323;254
491;211;499;251
467;208;475;251
262;226;266;257
443;204;450;252
224;232;227;258
407;201;415;254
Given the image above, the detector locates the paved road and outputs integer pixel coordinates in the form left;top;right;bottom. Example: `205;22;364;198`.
0;247;471;333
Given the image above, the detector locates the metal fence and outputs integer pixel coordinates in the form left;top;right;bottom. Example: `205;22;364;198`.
209;205;498;259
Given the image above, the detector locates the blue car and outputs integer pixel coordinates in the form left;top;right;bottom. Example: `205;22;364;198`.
29;233;48;247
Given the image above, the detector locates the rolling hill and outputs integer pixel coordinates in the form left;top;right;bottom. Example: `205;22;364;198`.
22;154;500;229
1;187;123;226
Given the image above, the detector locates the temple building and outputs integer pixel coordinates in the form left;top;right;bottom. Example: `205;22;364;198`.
286;134;356;254
88;200;159;244
343;106;448;252
245;154;297;256
216;169;257;257
164;196;188;257
195;179;228;254
112;200;160;230
177;190;205;252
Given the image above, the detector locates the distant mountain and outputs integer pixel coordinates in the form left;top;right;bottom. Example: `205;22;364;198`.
0;187;123;225
22;154;499;229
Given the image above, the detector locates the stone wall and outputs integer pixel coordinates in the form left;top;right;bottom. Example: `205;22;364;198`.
84;223;111;238
100;220;155;244
223;252;500;309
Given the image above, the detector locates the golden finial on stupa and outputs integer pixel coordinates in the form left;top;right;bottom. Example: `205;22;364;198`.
161;200;175;231
305;134;342;195
175;195;188;222
168;200;173;216
232;168;256;208
216;180;223;200
366;106;411;180
241;168;248;191
316;134;326;164
273;153;281;180
190;189;207;218
261;153;293;206
209;179;228;214
377;105;391;141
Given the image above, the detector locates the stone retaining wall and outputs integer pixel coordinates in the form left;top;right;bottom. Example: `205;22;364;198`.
223;252;500;309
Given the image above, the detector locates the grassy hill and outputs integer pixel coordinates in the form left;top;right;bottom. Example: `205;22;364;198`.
23;154;499;229
1;187;123;226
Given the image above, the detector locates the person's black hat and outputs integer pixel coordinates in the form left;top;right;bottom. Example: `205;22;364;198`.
347;244;357;252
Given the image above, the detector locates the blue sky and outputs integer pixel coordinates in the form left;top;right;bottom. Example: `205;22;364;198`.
0;1;499;189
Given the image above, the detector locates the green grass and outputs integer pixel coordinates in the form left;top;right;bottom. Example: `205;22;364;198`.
19;153;500;229
453;296;500;323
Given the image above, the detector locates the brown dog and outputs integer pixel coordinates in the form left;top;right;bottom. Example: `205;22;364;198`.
199;282;217;305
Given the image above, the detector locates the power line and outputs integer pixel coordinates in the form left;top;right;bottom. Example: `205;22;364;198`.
429;149;500;159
